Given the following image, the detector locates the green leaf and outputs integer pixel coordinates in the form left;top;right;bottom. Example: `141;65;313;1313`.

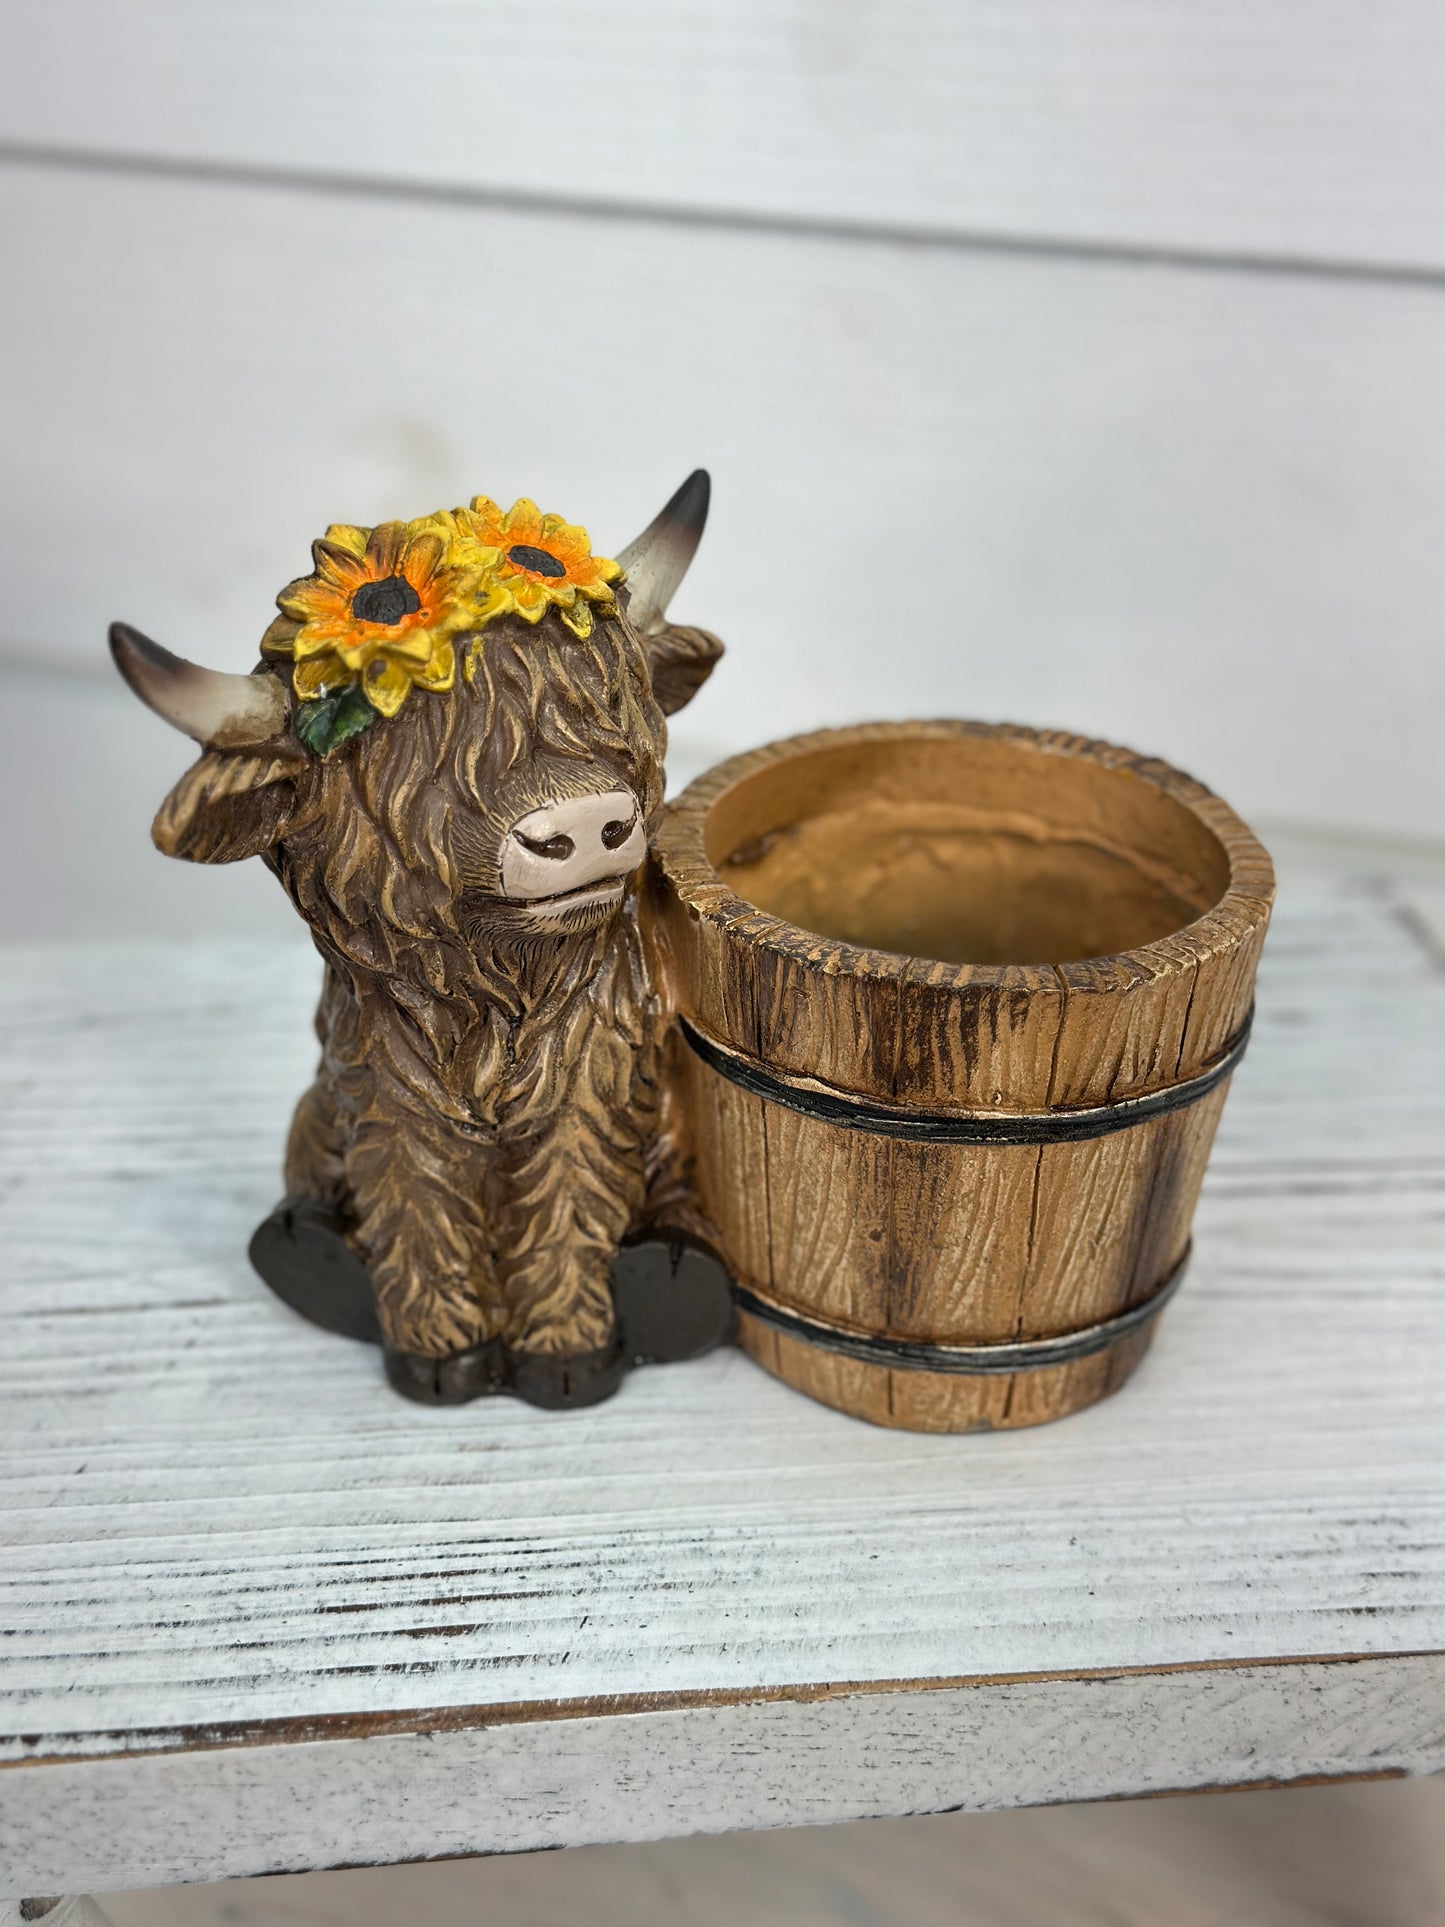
294;682;378;757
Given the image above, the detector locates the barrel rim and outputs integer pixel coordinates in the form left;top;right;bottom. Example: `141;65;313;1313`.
651;719;1275;995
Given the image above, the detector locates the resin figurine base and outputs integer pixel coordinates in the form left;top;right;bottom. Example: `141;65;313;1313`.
250;1199;736;1409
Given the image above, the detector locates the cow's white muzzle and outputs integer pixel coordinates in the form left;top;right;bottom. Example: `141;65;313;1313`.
499;789;645;911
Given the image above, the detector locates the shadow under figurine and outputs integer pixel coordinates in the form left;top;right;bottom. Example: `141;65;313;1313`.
111;472;734;1407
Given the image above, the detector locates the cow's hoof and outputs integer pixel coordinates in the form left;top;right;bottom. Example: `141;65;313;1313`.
249;1204;738;1405
383;1338;624;1409
249;1195;379;1342
613;1234;736;1363
506;1340;627;1410
384;1339;509;1405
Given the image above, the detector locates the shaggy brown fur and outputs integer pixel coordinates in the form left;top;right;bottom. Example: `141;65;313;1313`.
153;607;721;1359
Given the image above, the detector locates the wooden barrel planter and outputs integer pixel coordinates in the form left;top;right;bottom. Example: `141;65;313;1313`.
647;721;1274;1432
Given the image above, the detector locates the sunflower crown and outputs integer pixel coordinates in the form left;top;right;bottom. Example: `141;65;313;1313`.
262;497;623;755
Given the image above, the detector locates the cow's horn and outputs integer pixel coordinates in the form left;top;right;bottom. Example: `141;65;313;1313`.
109;622;289;750
616;469;710;636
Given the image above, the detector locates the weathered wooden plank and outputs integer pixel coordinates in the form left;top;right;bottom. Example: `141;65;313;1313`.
3;167;1445;842
0;880;1440;1734
5;3;1445;273
6;1658;1445;1895
77;1776;1445;1927
0;866;1441;1887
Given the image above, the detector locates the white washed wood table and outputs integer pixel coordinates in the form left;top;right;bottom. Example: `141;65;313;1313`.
2;859;1443;1896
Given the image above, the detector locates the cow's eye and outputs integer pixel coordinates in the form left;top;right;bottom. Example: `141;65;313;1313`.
508;544;567;579
351;575;422;625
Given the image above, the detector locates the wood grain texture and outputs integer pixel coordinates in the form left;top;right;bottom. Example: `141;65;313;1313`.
89;1777;1445;1927
651;723;1271;1428
653;724;1271;1102
7;1660;1445;1896
0;859;1442;1887
5;3;1445;274
3;164;1445;844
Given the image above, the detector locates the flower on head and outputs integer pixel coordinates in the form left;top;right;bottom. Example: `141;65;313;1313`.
262;519;508;733
441;497;622;640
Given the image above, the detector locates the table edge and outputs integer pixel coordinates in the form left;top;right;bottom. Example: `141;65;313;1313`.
6;1646;1442;1769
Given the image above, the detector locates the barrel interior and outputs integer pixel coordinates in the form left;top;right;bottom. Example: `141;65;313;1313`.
705;735;1234;967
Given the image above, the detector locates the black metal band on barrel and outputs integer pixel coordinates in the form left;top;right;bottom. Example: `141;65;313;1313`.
679;1009;1251;1146
732;1244;1190;1375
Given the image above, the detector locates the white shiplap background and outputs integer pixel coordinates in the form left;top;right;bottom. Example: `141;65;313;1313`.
2;2;1443;939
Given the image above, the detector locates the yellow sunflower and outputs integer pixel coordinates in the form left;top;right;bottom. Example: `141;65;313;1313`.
262;519;505;720
439;496;622;639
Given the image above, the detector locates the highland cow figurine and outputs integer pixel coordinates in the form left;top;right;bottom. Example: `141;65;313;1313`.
112;472;733;1407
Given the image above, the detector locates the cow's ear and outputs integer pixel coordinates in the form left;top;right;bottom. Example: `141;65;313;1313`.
153;747;312;864
646;624;724;716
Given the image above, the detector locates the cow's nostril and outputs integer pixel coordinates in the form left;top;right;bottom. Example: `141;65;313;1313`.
601;815;637;851
514;830;576;862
